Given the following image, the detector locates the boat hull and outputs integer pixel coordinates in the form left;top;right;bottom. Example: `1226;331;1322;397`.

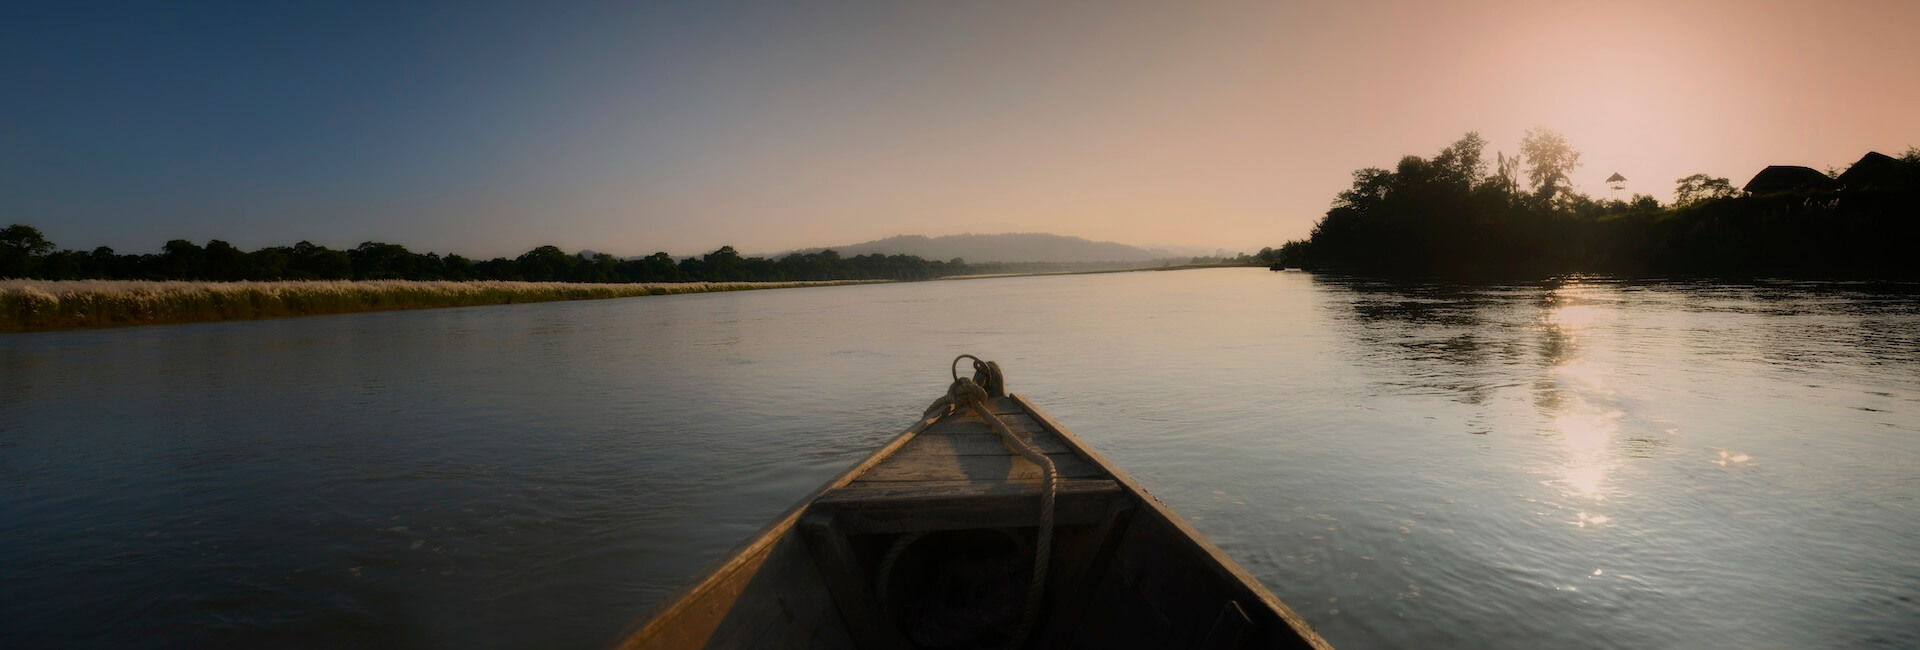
621;394;1331;650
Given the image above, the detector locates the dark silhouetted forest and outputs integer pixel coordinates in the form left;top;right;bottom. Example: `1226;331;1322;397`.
0;232;976;283
1262;132;1920;279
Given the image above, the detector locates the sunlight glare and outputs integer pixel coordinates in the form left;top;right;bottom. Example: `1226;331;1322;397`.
1549;305;1600;330
1551;409;1621;500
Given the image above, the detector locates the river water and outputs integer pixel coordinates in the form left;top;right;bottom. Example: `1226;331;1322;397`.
3;268;1917;649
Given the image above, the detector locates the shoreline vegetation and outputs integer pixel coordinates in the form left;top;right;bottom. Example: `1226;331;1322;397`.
2;264;1262;333
0;279;873;333
0;223;1258;332
1255;132;1920;279
0;225;1249;286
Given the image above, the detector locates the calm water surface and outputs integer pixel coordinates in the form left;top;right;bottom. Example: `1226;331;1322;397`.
3;269;1917;648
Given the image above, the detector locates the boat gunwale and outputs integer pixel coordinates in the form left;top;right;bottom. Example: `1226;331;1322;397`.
615;412;939;648
1009;393;1335;650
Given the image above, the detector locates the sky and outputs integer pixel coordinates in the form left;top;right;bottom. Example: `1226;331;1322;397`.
5;0;1918;258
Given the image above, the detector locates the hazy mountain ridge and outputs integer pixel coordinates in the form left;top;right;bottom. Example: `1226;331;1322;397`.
782;233;1175;263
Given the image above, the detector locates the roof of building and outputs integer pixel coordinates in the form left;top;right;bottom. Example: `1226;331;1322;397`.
1743;165;1838;195
1836;151;1904;190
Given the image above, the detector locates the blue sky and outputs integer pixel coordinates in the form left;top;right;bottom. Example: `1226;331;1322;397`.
9;2;736;253
7;0;1918;257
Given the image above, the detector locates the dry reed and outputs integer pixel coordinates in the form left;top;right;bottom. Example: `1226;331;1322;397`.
0;279;870;332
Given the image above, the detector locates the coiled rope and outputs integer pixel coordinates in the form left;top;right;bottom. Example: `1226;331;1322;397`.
877;355;1058;649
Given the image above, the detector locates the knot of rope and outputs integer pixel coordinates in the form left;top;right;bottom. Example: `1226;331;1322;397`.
895;355;1056;649
921;354;1005;421
921;375;987;421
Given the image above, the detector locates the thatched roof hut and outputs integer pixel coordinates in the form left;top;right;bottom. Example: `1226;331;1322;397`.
1836;151;1906;191
1743;165;1838;195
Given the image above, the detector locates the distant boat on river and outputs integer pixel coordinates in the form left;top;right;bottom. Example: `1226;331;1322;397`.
622;357;1332;650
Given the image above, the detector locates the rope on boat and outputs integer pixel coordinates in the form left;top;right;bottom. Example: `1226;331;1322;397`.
879;354;1057;649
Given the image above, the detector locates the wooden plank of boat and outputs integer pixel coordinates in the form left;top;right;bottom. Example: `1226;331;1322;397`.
619;366;1332;650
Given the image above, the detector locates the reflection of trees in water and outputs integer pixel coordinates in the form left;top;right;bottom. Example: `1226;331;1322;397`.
1320;274;1643;500
1315;274;1920;402
1314;274;1920;505
1592;279;1920;372
1313;275;1542;406
1325;273;1920;393
1534;291;1577;414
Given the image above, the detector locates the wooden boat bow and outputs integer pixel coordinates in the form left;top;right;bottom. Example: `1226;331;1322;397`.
621;358;1332;650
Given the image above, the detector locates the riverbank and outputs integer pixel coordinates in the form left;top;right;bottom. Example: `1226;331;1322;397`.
1;265;1271;333
0;279;876;332
935;261;1255;281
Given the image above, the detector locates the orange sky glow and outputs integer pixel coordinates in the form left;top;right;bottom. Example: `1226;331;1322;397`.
11;0;1919;257
587;0;1920;256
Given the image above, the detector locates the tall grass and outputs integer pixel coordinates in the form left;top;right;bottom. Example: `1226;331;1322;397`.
0;279;871;332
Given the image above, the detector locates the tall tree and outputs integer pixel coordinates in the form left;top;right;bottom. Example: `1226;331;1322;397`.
696;246;747;281
1;224;55;278
1492;151;1522;197
203;240;250;280
1673;174;1738;206
1433;132;1488;189
161;239;206;279
351;242;426;280
514;245;575;281
1520;128;1581;202
289;241;352;279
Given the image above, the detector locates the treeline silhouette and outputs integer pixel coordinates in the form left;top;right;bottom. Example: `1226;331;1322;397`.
0;233;972;283
1264;131;1920;278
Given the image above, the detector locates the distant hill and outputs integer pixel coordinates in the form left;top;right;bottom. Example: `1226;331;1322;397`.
787;233;1172;263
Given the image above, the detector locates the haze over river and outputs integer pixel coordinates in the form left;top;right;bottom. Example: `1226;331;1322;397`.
4;268;1917;649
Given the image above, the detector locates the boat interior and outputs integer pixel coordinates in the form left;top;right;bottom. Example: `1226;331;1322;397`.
622;393;1328;650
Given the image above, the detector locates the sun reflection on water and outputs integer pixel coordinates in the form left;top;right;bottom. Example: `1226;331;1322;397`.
1541;284;1625;505
1551;408;1621;500
1548;304;1601;329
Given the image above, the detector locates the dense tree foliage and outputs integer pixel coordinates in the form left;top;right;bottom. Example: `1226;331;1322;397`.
1672;174;1738;206
1273;136;1920;278
1;224;56;278
0;230;976;283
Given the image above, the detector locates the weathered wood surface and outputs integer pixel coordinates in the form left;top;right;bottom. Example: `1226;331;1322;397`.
890;429;1073;455
814;480;1123;533
853;451;1103;483
920;412;1045;435
847;396;1103;488
817;478;1119;504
